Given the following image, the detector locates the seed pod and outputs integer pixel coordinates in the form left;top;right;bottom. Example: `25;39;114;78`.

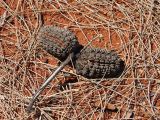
74;48;125;79
27;26;83;113
37;26;82;61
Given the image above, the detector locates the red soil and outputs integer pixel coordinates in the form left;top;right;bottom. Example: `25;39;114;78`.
0;0;159;119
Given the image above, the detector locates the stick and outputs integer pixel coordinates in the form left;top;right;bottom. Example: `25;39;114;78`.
27;53;74;113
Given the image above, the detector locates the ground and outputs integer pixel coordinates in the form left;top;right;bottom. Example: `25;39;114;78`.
0;0;160;119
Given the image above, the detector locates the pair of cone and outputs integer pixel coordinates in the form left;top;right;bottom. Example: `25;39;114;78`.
39;26;125;78
27;26;125;112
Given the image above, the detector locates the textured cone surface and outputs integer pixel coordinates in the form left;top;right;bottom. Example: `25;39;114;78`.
37;26;81;61
74;48;125;79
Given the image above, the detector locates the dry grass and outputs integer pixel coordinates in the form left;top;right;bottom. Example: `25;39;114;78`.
0;0;160;119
